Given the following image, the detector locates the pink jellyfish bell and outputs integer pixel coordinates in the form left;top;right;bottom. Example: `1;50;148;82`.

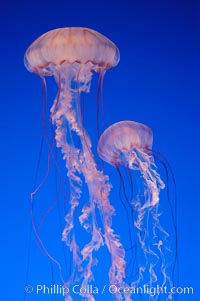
98;121;175;297
24;28;129;301
24;27;119;75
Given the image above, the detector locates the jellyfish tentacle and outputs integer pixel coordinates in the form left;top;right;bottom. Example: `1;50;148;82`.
128;150;162;286
50;65;87;298
50;63;128;300
129;148;174;299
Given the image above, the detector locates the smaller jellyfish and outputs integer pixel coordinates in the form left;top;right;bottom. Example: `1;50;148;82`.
98;120;176;300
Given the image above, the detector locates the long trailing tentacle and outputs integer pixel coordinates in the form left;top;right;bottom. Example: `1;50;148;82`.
51;63;129;300
123;148;176;300
150;149;179;300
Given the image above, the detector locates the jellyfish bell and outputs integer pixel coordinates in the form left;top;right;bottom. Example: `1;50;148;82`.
24;27;120;76
97;120;153;167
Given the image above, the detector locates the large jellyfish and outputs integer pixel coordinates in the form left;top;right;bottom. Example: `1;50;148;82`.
98;120;177;300
24;28;129;301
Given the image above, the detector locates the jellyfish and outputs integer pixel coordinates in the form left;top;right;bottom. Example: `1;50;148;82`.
24;28;130;301
98;120;177;300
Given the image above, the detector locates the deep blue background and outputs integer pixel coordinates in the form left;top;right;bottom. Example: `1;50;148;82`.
1;0;200;300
